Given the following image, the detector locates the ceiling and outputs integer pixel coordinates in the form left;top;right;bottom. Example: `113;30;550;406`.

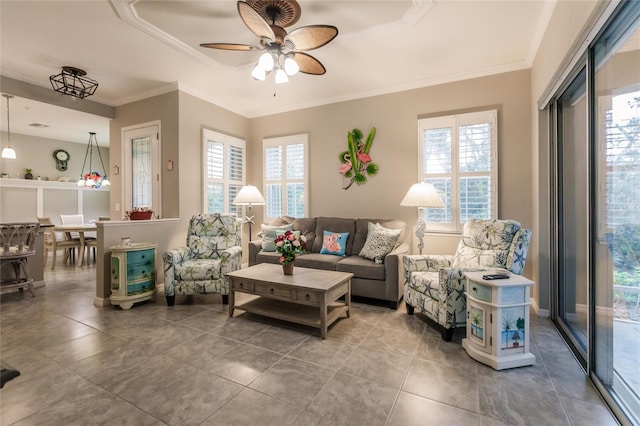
0;0;555;144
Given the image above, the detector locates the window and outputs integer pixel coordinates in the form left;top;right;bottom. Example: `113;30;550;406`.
263;134;309;222
418;110;497;232
202;129;245;215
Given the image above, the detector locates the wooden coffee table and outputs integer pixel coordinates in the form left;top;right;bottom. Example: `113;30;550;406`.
226;263;352;338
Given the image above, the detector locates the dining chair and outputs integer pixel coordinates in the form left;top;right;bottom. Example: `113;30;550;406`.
60;214;97;263
60;214;85;239
0;222;40;296
38;217;81;269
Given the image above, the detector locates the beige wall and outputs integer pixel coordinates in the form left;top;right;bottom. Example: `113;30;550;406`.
0;132;109;182
109;91;180;220
249;69;533;266
530;0;601;312
177;92;250;219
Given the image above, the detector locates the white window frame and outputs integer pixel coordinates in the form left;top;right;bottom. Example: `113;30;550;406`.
263;134;309;223
202;128;246;214
418;110;498;232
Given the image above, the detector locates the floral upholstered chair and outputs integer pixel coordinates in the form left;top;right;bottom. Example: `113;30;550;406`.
163;213;242;306
403;219;531;341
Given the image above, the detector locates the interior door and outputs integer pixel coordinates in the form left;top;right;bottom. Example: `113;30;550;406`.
122;122;161;217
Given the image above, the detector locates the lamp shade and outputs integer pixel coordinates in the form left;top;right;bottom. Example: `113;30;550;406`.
1;147;16;159
233;185;266;205
400;183;444;208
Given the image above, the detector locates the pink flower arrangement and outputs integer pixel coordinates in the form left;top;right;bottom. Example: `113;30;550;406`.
274;230;307;265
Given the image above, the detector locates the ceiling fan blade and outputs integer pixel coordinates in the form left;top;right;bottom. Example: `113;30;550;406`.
292;52;326;75
284;25;338;51
200;43;260;51
237;1;275;41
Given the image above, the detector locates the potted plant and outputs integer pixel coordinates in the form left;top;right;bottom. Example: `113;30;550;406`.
24;168;33;179
274;230;307;275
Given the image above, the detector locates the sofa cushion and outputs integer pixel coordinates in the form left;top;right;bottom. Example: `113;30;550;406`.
336;255;385;280
312;217;356;254
175;259;222;281
255;250;282;265
291;217;317;251
260;223;293;251
294;253;343;270
359;222;402;264
320;231;349;256
269;216;296;227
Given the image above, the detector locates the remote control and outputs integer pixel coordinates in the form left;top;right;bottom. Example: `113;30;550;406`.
482;274;510;280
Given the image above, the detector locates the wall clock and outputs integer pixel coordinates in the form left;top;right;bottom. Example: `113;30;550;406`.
53;149;70;171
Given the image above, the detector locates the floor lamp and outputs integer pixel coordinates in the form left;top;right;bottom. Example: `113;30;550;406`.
400;183;444;254
233;185;266;241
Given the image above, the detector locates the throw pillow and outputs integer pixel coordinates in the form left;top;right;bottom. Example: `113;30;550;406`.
359;222;402;264
320;231;349;256
260;223;293;252
269;215;296;227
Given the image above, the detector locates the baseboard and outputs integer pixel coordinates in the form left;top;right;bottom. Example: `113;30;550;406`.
531;297;550;317
93;296;111;307
33;280;46;289
576;303;588;314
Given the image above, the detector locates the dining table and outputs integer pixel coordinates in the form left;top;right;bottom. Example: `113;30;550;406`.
52;224;97;267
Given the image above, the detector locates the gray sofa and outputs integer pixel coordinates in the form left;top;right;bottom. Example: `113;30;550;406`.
248;216;410;308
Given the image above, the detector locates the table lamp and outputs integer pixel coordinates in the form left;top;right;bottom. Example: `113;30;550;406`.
233;185;266;240
400;182;444;254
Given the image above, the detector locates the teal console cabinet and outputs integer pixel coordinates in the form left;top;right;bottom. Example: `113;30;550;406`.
110;242;157;309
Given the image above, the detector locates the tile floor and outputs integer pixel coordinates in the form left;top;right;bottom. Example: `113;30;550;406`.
0;264;619;425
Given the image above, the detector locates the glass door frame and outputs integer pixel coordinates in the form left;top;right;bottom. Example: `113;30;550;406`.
550;60;590;371
547;2;640;424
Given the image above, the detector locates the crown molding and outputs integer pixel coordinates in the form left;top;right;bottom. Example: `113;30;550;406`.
110;0;221;69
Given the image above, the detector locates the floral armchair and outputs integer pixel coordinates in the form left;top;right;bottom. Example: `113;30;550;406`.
403;219;531;341
163;213;242;306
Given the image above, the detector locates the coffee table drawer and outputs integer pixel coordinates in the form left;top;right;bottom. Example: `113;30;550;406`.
255;282;293;299
295;290;319;304
234;280;254;292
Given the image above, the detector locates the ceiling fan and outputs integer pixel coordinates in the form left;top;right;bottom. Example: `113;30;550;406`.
200;0;338;83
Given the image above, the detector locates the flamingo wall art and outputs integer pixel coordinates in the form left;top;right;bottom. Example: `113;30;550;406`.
338;127;379;190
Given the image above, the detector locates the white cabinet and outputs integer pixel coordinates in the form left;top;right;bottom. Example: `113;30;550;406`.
110;242;156;310
461;271;535;370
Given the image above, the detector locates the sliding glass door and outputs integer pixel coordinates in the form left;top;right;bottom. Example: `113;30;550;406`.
550;2;640;423
556;67;589;364
593;17;640;424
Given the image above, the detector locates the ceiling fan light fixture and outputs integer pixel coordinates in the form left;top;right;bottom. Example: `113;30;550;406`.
251;63;266;80
284;56;299;76
275;68;288;84
258;52;274;71
201;0;338;85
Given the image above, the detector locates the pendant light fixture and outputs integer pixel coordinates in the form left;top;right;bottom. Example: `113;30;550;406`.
1;94;16;159
77;132;110;188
